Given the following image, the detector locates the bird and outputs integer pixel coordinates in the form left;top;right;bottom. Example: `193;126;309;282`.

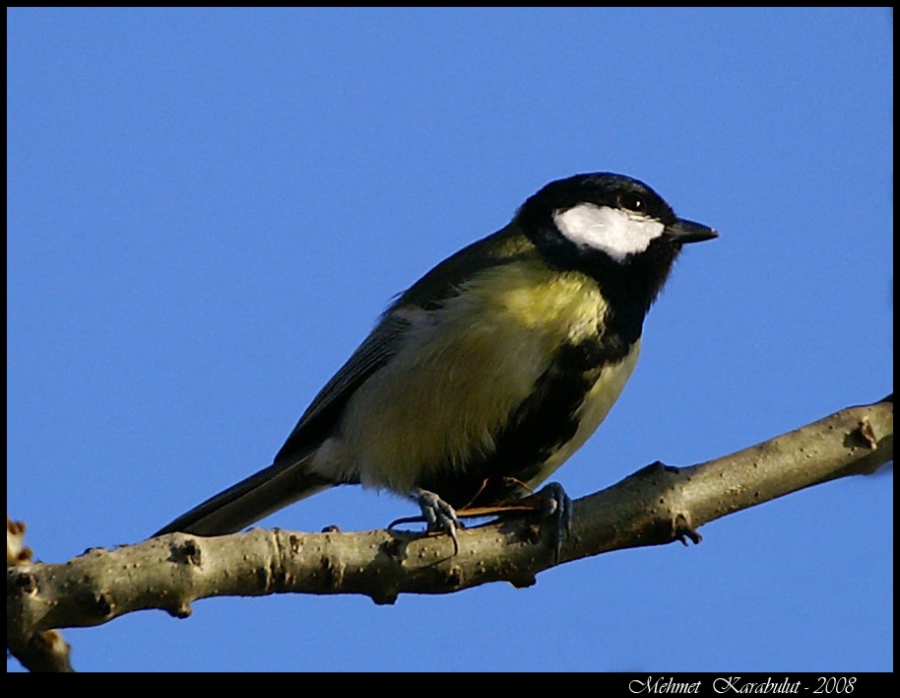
155;172;717;557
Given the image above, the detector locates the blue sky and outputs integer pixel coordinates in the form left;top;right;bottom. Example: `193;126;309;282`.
7;8;892;672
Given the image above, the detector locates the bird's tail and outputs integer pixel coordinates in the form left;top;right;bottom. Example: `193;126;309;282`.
153;453;333;537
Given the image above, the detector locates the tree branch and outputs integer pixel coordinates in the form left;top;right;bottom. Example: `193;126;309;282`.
6;516;73;672
7;395;892;656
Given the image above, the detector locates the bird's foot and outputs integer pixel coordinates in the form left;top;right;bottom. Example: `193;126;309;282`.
388;487;463;555
528;482;573;565
457;480;573;563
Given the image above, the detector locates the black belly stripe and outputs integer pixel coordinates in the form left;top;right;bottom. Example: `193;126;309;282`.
416;334;626;509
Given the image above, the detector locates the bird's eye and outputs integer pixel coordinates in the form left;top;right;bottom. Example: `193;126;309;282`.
619;192;645;212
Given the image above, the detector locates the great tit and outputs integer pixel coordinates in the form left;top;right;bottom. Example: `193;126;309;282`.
155;173;717;553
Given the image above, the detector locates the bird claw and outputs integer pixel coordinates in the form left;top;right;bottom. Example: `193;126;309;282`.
401;487;462;555
534;482;572;564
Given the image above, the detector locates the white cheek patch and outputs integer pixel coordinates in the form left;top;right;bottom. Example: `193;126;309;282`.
553;204;666;262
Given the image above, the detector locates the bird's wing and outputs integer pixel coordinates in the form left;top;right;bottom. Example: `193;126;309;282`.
274;312;412;462
274;223;535;464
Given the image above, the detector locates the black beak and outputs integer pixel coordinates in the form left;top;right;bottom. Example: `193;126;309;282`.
666;218;718;244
